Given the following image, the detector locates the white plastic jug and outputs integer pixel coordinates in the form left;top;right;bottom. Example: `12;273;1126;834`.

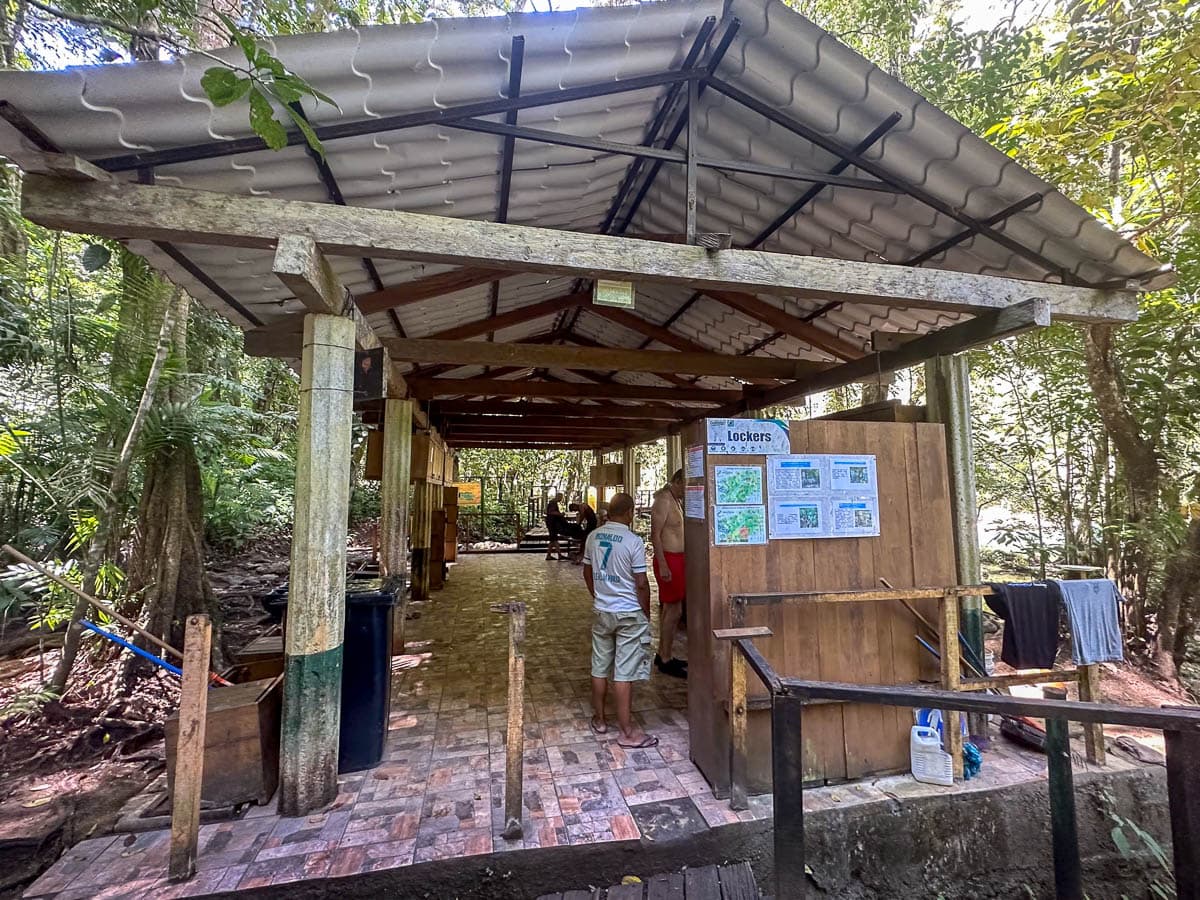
910;725;954;786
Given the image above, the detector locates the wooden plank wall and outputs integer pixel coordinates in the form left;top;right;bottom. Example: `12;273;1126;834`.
684;420;955;794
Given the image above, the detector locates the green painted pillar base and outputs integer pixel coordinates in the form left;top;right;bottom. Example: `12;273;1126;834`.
279;645;344;816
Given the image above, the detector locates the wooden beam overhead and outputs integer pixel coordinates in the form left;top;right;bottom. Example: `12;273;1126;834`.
271;234;409;398
447;427;643;440
449;439;606;449
442;414;652;430
432;400;684;420
408;377;742;403
426;292;591;342
738;299;1052;413
357;267;509;315
700;289;865;361
582;306;715;353
384;338;829;380
22;177;1137;324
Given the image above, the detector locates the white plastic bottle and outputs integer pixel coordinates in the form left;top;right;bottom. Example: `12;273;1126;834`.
910;725;954;786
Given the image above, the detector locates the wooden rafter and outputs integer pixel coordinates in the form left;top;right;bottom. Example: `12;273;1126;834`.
357;267;509;315
424;292;590;342
384;338;828;380
22;177;1136;323
408;377;742;403
700;289;865;361
431;400;683;420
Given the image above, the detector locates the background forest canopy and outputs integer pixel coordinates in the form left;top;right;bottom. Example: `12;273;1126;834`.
0;0;1198;694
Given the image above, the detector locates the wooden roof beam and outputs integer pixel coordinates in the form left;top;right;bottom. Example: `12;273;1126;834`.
357;267;510;315
22;177;1136;323
408;377;742;403
425;292;591;342
700;289;865;361
385;337;829;380
431;400;685;420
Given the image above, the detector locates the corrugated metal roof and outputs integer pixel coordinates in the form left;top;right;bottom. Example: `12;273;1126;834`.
0;0;1165;379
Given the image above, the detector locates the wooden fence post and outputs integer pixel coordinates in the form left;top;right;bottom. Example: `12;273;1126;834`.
501;602;527;840
938;589;964;779
1077;664;1106;766
729;646;749;811
1165;727;1200;900
772;690;806;899
169;615;212;882
1044;686;1082;900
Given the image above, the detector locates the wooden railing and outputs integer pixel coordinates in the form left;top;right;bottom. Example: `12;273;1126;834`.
716;629;1200;900
727;584;1106;793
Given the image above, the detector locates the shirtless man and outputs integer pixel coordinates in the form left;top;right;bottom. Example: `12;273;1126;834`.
650;468;687;678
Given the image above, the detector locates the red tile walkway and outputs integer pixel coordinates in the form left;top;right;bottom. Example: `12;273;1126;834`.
26;553;767;898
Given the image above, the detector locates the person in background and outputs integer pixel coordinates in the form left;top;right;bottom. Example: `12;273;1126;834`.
583;492;657;748
545;492;567;561
650;468;687;678
562;500;599;564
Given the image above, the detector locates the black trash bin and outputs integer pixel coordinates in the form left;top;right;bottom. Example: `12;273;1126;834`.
338;579;398;773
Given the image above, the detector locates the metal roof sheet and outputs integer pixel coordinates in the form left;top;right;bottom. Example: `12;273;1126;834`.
0;0;1165;367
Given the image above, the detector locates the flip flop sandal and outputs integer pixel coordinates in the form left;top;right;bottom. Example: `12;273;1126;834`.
590;718;608;735
617;735;659;749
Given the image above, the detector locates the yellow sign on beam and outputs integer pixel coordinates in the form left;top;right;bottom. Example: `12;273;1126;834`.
592;279;636;308
455;481;482;507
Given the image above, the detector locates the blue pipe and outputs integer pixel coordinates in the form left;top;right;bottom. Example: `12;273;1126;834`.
80;620;184;678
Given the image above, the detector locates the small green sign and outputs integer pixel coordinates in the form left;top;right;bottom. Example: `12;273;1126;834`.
592;279;636;308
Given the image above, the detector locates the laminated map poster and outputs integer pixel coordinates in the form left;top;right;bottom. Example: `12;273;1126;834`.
713;505;767;546
713;466;763;505
766;454;880;539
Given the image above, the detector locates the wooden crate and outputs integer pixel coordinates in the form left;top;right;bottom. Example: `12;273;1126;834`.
165;675;282;807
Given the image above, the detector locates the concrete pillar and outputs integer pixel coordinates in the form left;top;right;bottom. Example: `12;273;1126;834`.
380;399;412;580
926;353;985;736
380;399;412;652
280;313;355;817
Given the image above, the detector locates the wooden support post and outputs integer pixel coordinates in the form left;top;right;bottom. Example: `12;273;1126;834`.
1165;727;1200;900
926;354;988;741
622;445;636;494
772;691;807;900
666;433;683;479
380;399;413;653
938;589;965;779
1077;663;1106;765
169;614;212;882
729;643;749;811
411;482;432;604
280;313;355;817
1043;686;1082;900
500;602;527;840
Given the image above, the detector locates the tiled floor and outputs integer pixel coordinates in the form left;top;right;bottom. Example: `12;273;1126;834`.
25;553;1137;899
25;553;740;898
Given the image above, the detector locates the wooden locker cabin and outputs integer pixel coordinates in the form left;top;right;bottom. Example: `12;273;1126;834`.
683;417;955;793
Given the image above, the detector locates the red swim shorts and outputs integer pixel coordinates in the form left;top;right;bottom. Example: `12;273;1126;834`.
653;551;686;604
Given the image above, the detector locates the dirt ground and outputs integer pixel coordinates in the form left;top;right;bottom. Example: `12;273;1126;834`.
0;532;300;899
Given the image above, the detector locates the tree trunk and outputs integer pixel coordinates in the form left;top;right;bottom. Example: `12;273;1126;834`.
49;282;179;695
123;291;222;679
1159;518;1200;680
1083;324;1161;639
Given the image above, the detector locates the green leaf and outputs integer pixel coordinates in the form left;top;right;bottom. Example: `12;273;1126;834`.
200;67;252;108
253;48;286;78
80;243;111;272
284;105;323;158
248;89;288;151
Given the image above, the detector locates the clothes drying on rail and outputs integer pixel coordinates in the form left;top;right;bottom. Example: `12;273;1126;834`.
1049;579;1125;665
985;582;1060;670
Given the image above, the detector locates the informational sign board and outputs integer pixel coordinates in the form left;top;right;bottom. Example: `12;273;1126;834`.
685;484;706;519
455;481;482;507
713;466;763;505
706;418;790;455
686;444;705;479
713;505;767;546
766;454;879;539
